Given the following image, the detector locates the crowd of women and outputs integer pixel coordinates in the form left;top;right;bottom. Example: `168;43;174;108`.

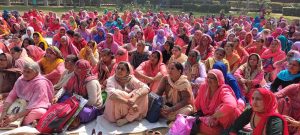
0;8;300;134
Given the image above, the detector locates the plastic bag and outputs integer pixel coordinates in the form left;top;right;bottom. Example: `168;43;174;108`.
169;114;196;135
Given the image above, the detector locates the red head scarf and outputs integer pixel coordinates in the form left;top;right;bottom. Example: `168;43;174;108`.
250;88;288;135
64;59;97;98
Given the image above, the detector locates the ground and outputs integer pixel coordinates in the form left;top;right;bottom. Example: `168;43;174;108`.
0;4;298;135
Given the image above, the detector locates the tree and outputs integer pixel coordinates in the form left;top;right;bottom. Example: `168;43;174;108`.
6;0;11;6
24;0;28;6
57;0;61;6
44;0;49;6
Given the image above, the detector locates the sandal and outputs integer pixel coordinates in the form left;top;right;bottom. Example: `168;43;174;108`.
145;130;154;135
67;117;81;131
154;131;162;135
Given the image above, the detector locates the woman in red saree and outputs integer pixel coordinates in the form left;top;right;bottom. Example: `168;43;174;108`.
52;27;66;46
135;51;167;92
29;17;43;34
110;47;128;76
194;34;214;61
194;69;243;135
113;27;124;46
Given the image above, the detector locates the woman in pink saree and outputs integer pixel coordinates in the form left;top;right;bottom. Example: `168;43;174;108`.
135;51;167;92
98;33;120;55
276;83;300;135
234;53;266;100
104;62;149;126
10;47;34;70
273;50;300;79
0;61;53;126
194;69;243;135
25;45;45;61
261;39;286;82
57;36;79;58
113;27;124;46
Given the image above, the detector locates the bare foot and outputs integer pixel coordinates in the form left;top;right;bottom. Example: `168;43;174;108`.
116;118;128;127
31;120;37;128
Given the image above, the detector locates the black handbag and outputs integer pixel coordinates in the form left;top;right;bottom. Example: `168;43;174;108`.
190;110;204;135
146;92;163;123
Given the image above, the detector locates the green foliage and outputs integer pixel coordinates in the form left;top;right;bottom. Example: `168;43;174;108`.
282;7;300;16
183;3;230;13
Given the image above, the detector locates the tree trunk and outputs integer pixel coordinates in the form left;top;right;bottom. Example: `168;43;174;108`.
24;0;28;6
57;0;61;6
44;0;48;6
6;0;11;6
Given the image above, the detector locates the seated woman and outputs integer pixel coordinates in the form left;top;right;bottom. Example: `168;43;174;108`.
104;62;149;126
212;62;244;103
183;50;207;97
194;69;243;135
205;48;230;72
162;41;174;64
0;53;22;99
273;50;300;79
57;36;79;58
94;49;115;88
32;32;48;51
0;61;54;126
130;40;149;69
168;45;188;65
228;88;288;135
78;40;99;67
224;42;241;74
271;58;300;92
261;39;286;82
123;32;137;54
194;34;214;61
152;29;167;51
232;37;249;64
25;45;45;61
10;46;34;70
21;38;35;48
54;59;103;124
110;48;129;76
246;38;267;56
53;55;78;91
135;51;167;92
97;33;119;55
39;46;65;85
156;61;194;121
234;53;265;100
275;83;300;135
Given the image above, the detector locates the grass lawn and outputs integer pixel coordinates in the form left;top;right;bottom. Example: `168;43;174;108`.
0;5;299;22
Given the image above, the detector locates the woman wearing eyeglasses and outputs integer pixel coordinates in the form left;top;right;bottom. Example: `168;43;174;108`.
194;69;243;135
